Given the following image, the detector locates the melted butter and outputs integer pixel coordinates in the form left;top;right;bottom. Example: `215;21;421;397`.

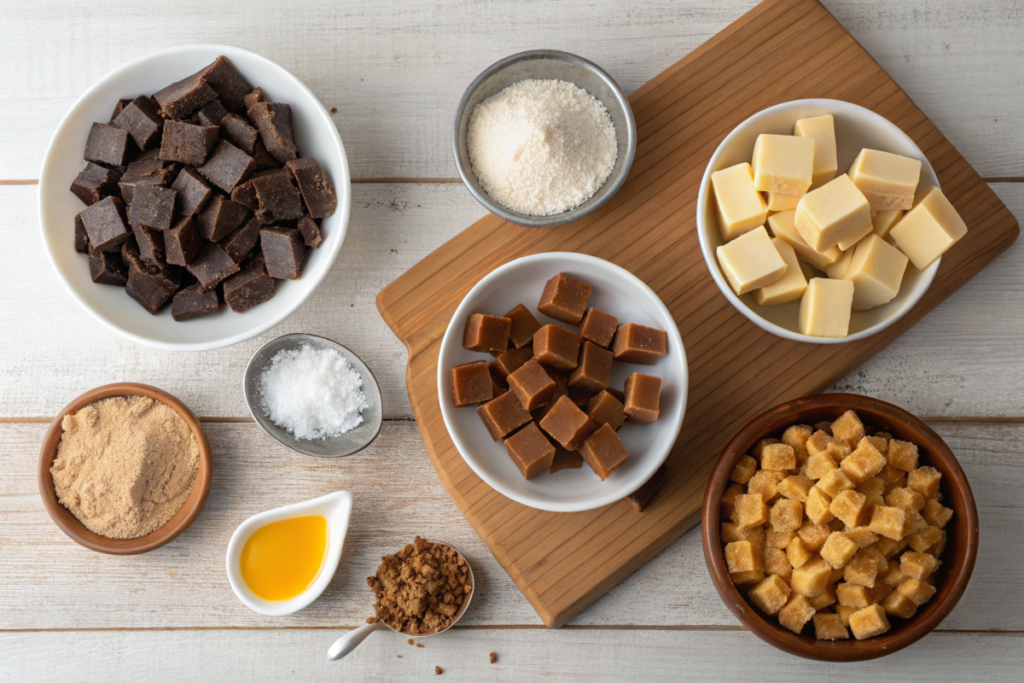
240;515;328;601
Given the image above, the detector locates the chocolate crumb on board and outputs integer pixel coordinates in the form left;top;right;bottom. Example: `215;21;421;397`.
407;639;414;646
416;643;425;648
489;652;498;664
330;107;338;113
435;666;443;675
624;464;667;512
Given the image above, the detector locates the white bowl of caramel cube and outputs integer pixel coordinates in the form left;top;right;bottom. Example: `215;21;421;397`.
696;99;967;343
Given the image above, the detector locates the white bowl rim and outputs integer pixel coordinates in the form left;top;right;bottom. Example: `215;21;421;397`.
37;43;352;351
695;98;940;344
437;251;688;513
225;490;353;616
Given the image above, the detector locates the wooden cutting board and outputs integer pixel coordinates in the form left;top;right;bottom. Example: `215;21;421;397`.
376;0;1019;627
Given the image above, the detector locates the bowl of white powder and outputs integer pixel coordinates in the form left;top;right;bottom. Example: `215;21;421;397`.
453;50;636;228
243;333;382;457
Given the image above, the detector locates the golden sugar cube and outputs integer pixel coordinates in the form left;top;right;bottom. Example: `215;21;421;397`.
794;115;838;188
844;526;879;549
761;443;797;471
878;465;905;485
885;486;925;512
791;557;832;598
805;431;833;459
781;424;813;463
733;493;770;530
749;574;791;615
829;567;846;584
881;590;918;620
721;523;766;551
730;455;759;484
927;530;947;557
843;551;879;588
798;520;833;552
900;551;941;581
840;438;887;485
778;474;815;503
856;477;886;500
903;509;929;537
805;486;835;525
829;518;846;532
721;482;745;519
886;439;920;472
731;569;767;585
820;531;858;569
884;478;908;497
711;162;769;242
865;435;888;456
830;490;870;528
752;134;815;195
861;546;889;574
827;439;852;463
890;186;968;270
770;499;805;533
849;604;891;640
717;226;788;295
808;583;837;611
754;238;809;306
908;466;943;498
813;612;850;641
899;578;938;606
848;149;922;211
795;175;873;253
883;560;905;588
922;498;954;529
897;537;911;554
753;437;780;460
748;470;786;504
725;540;764;574
869;505;907;541
836;604;857;628
765;547;794;582
786;536;815;569
831;410;866;449
767;529;798;549
875;537;900;559
908;525;943;554
837;582;872;609
869;582;894;605
778;594;816;634
817;469;855;498
805;452;838;481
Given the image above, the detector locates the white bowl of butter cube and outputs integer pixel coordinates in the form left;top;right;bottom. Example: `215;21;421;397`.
696;99;968;343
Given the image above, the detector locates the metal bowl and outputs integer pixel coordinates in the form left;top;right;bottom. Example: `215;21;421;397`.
452;49;637;228
243;334;383;457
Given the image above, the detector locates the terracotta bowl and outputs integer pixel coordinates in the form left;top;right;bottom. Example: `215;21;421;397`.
701;394;978;661
38;383;212;555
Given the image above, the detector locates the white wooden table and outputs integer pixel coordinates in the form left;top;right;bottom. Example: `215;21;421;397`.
2;1;1022;680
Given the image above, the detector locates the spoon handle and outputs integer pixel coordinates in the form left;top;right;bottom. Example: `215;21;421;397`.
326;620;387;661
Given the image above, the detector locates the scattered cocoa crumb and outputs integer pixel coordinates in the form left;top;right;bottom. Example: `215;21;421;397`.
407;639;414;646
435;666;443;675
489;652;498;664
330;107;338;113
367;536;472;636
397;655;402;658
416;643;425;648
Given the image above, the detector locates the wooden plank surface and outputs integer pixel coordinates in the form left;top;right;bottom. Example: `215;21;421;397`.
376;0;1019;627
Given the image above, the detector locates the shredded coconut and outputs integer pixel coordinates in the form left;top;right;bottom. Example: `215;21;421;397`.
467;79;617;216
259;344;369;440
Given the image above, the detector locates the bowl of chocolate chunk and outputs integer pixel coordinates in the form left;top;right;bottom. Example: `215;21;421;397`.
437;252;687;513
38;45;350;350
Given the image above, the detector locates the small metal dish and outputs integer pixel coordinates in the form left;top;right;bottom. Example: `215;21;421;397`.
452;49;637;228
243;333;383;457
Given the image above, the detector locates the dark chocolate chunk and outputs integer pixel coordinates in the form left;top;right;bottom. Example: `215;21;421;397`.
219;113;258;154
119;153;175;205
88;248;128;286
160;120;219;166
297;215;323;248
128;185;177;231
110;98;133;123
198;56;251;113
131;222;165;265
230;180;258;210
260;226;307;279
247;102;297;163
196;140;256;193
285;157;337;218
195;99;230;127
164;216;203;266
121;238;146;272
242;88;267;110
74;214;90;253
223;260;275;313
170;167;212;216
84;122;131;167
112;96;163;151
222;216;263;262
70;162;122;206
198;194;249;241
251;169;304;222
126;263;179;314
187;243;240;291
252;141;280;169
78;196;131;252
172;283;220;321
153;70;217;119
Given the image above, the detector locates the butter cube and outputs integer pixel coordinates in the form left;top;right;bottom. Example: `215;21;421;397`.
813;612;850;641
768;210;841;269
754;238;808;306
824;248;854;279
766;191;803;212
848;149;922;211
749;574;791;615
716;226;787;295
844;235;909;310
794;115;838;188
712;162;768;242
890;186;968;270
752;134;815;195
799;278;854;338
795;175;872;252
873;209;904;238
837;223;873;252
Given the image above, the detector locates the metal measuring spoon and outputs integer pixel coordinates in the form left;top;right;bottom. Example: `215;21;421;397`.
327;543;474;661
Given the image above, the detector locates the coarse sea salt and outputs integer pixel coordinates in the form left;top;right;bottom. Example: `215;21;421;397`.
259;344;369;440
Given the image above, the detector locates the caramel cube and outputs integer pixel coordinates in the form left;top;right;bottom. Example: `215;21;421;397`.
730;455;759;485
507;359;556;411
786;537;814;569
504;303;542;349
489;345;535;382
761;443;797;472
539;396;598;450
476;391;532;441
813;613;850;641
537;273;592;325
767;529;797;550
820;532;858;569
586;391;626;431
726;540;764;574
579;308;618;348
533;325;581;371
781;424;813;463
568;341;613;392
748;470;786;504
578;424;629;481
898;578;937;606
885;487;925;513
837;583;872;609
733;493;769;530
887;439;920;472
778;474;814;502
450;361;493;407
623;373;661;424
922;498;954;529
805;452;838;480
764;547;794;582
840;438;887;484
463;313;512;353
900;552;940;581
798;520;832;552
844;526;879;549
832;410;866;448
881;590;917;620
908;466;943;498
830;490;870;528
778;594;816;634
805;487;834;525
843;551;879;588
808;583;837;610
749;575;791;616
612;323;669;365
721;523;766;550
770;499;804;533
549;445;584;474
791;557;831;598
817;469;855;498
849;604;891;640
503;423;555;480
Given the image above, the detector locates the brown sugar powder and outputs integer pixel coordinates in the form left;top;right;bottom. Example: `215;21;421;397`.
50;396;199;539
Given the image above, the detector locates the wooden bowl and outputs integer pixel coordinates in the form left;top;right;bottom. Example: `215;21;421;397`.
701;394;978;661
38;383;212;555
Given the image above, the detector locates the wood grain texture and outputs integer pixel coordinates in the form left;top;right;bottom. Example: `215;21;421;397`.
1;1;1023;180
376;0;1020;627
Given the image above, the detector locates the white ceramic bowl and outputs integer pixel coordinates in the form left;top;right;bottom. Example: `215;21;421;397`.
437;252;688;513
38;44;351;351
226;491;352;616
696;99;939;343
